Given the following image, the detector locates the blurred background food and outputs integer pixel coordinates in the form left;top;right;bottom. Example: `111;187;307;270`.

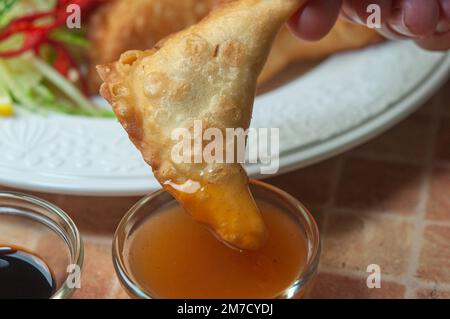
0;0;109;116
87;0;383;92
0;0;383;117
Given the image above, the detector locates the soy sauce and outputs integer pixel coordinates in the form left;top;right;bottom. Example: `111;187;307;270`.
0;245;56;299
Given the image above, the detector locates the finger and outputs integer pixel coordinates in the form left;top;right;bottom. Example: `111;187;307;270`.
288;0;342;41
437;0;450;33
388;0;440;37
342;0;392;25
440;0;450;21
416;30;450;50
415;0;450;50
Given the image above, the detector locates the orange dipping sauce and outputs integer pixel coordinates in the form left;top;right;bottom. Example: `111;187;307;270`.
125;201;308;299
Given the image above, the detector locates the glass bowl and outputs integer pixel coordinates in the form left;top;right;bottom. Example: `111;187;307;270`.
0;192;84;299
113;180;321;299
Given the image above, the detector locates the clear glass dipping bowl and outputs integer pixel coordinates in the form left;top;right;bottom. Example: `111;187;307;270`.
0;192;84;299
113;180;321;299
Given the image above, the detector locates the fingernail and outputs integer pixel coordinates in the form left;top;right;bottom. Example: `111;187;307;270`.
341;6;364;25
436;20;450;34
388;9;415;37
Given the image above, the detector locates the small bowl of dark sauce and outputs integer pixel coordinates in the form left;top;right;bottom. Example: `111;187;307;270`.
0;192;83;299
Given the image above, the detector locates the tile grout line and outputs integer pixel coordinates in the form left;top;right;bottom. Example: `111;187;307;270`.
327;206;417;222
328;156;345;210
424;219;450;228
319;265;450;292
403;95;442;298
317;156;344;273
82;233;113;245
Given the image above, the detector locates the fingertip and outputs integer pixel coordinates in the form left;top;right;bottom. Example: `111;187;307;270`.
416;31;450;51
401;0;440;37
288;0;342;41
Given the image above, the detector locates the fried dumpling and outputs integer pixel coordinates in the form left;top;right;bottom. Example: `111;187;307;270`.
88;0;224;93
88;0;382;92
98;0;307;250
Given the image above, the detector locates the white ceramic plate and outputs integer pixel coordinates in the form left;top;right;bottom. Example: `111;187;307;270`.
0;41;449;196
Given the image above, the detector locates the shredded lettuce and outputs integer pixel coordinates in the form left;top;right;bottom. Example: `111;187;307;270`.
0;0;18;23
0;0;114;118
0;72;12;108
50;29;90;48
0;53;113;117
29;54;113;117
0;58;41;112
29;55;113;117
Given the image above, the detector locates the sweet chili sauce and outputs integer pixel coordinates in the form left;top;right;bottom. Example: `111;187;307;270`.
126;201;308;299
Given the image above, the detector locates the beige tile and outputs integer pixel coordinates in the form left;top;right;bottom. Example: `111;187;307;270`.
416;225;450;284
309;272;405;299
322;212;414;277
267;159;337;208
336;158;422;215
415;288;450;299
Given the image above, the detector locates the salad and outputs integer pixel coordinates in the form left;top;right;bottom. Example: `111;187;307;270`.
0;0;112;117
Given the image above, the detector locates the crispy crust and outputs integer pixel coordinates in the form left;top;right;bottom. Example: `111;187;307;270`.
98;0;307;250
89;1;383;92
88;0;224;93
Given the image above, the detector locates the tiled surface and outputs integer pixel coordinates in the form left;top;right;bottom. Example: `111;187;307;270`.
426;167;450;221
1;79;449;299
320;212;414;277
309;273;406;299
72;239;117;299
334;158;422;215
415;288;450;299
416;225;450;284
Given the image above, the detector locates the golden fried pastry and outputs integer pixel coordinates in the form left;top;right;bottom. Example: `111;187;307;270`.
88;0;382;92
98;0;308;250
88;0;223;92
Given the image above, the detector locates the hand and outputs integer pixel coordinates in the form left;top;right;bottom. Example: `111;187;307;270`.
288;0;450;51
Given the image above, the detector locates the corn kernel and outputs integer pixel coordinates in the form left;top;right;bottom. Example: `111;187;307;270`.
0;100;13;117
